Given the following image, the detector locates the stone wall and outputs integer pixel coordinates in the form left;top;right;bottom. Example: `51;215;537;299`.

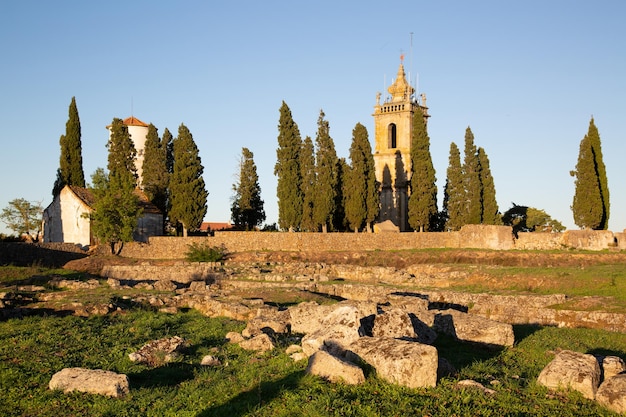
114;225;623;260
101;263;222;283
117;225;513;259
516;229;620;251
616;232;626;250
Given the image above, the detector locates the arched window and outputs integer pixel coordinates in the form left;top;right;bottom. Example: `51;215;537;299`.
388;123;397;149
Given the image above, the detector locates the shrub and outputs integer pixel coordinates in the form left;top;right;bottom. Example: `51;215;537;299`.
185;242;227;262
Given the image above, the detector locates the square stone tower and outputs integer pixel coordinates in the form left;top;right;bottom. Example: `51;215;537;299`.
373;59;429;231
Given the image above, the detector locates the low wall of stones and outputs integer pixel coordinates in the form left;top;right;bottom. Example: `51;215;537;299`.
115;225;624;260
515;229;622;251
117;225;515;259
101;263;223;284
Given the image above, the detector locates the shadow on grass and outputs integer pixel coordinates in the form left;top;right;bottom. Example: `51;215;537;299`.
0;307;76;322
196;370;305;417
513;323;544;344
0;243;88;268
433;333;506;371
588;347;626;360
0;270;90;289
182;336;230;358
129;362;198;389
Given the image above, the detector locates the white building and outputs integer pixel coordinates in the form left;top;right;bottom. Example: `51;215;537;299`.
42;185;163;248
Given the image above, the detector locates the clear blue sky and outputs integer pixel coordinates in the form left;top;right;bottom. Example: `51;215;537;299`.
1;1;624;235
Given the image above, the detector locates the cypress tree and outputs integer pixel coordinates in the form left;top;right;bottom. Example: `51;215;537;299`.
312;110;338;233
477;147;500;224
408;108;437;232
142;123;169;218
231;147;265;230
169;124;208;237
107;118;138;188
333;157;348;232
588;118;609;229
163;128;175;175
463;127;482;224
162;127;174;223
345;123;378;232
300;136;317;231
90;119;141;253
571;118;609;229
274;101;302;231
53;96;85;196
443;142;465;231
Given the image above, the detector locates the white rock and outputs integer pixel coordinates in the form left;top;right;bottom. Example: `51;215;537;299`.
49;368;129;398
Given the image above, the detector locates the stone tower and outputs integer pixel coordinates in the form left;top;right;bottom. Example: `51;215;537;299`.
372;59;429;231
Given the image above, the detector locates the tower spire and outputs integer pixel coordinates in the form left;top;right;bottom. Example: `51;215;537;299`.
387;58;414;102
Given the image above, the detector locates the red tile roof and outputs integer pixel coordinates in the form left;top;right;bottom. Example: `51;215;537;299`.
200;222;233;232
122;116;149;127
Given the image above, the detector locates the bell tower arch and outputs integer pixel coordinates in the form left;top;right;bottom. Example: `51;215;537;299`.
373;58;429;230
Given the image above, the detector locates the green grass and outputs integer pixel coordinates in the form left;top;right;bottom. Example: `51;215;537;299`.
416;262;626;312
2;257;626;416
0;265;84;286
1;308;624;416
481;263;626;296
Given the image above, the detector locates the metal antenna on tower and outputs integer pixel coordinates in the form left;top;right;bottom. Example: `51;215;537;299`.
410;32;419;98
409;32;416;101
410;32;413;88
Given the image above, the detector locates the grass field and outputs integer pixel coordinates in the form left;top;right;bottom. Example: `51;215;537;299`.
1;255;626;416
1;308;625;416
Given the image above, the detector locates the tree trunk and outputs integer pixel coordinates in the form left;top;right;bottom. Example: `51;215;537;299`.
110;241;124;255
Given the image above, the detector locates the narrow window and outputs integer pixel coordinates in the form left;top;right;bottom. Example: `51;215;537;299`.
388;123;397;149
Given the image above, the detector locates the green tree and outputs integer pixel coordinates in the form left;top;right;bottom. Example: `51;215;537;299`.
106;118;138;187
231;147;265;230
590;119;610;230
89;167;141;254
477;147;500;225
162;127;175;223
169;124;208;237
274;101;302;231
0;198;42;241
142;123;169;219
333;157;348;232
443;142;465;231
90;118;142;253
571;117;609;230
300;136;317;231
53;97;85;196
408;108;437;232
463;127;482;225
503;203;565;235
163;128;175;175
345;123;378;232
312;110;338;233
91;118;142;253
